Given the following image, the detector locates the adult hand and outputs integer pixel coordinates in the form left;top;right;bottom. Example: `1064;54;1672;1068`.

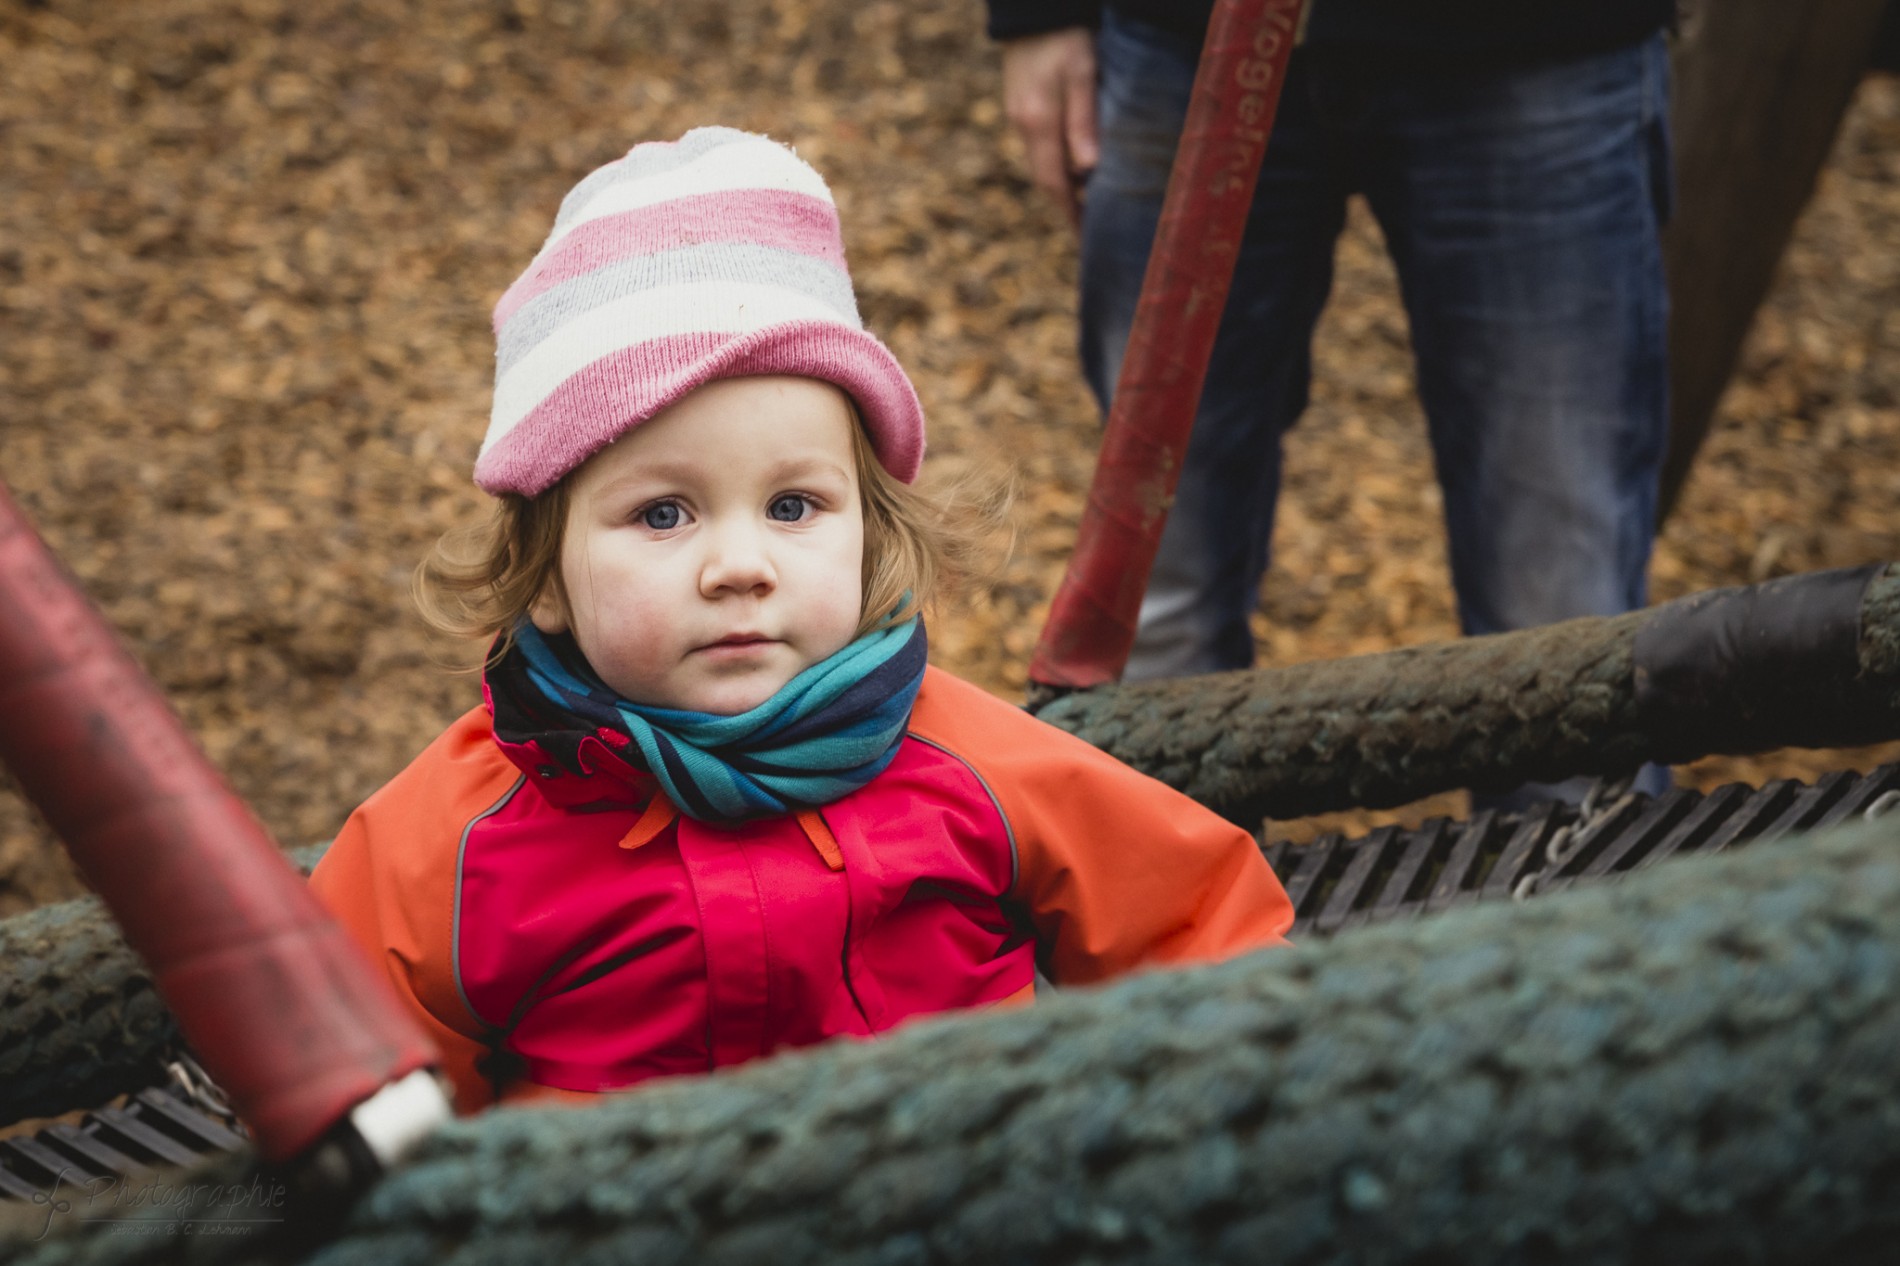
1001;27;1099;226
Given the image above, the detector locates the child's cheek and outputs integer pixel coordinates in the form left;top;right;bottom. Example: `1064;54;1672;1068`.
586;631;674;704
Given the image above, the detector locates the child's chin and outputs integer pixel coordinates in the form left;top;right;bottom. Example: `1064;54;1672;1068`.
678;675;787;717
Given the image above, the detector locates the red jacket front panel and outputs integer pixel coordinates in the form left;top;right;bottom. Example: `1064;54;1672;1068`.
454;735;1030;1092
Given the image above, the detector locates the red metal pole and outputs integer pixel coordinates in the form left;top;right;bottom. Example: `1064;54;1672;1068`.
1029;0;1306;692
0;481;440;1164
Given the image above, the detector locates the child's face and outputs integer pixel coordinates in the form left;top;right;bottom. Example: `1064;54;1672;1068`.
532;376;866;715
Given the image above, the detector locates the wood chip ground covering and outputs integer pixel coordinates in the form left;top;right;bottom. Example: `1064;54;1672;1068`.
4;0;1899;913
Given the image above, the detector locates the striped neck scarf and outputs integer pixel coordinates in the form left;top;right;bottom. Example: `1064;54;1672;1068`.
488;618;927;824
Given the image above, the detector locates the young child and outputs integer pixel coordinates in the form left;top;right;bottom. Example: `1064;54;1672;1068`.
310;127;1293;1112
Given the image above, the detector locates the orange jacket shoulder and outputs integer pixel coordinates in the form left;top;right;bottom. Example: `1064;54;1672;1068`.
906;668;1292;984
308;706;522;1112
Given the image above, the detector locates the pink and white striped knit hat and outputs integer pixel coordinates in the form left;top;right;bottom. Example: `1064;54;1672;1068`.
476;127;925;496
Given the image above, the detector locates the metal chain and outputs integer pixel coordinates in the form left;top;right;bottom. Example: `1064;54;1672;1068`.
1513;772;1637;902
164;1049;247;1134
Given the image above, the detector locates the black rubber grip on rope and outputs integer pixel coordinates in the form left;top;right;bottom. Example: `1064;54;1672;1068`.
1634;563;1885;751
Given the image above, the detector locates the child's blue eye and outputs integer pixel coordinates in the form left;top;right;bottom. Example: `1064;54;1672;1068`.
641;502;682;530
768;495;810;523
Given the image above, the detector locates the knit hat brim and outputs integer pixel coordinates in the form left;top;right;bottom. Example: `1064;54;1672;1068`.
473;319;924;497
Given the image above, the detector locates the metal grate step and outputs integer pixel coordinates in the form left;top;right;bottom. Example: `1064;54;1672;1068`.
0;1078;247;1203
1262;762;1900;937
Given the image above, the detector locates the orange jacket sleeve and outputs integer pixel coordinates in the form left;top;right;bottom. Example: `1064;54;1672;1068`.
908;670;1294;985
307;709;515;1114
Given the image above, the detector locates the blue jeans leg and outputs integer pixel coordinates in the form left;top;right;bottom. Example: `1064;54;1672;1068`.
1362;35;1672;637
1081;13;1348;680
1354;35;1674;804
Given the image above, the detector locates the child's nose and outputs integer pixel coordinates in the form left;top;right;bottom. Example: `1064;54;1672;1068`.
698;520;777;598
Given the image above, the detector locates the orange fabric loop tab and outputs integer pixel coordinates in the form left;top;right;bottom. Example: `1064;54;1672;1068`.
618;794;679;851
795;809;846;872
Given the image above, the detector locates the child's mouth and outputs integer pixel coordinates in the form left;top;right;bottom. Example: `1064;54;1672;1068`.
696;634;776;658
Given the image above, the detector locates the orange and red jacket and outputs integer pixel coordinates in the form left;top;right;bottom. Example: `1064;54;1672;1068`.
311;667;1293;1111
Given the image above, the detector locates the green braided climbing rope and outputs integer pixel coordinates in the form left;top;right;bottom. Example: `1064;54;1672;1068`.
0;893;178;1126
0;843;329;1126
1037;563;1900;822
7;813;1897;1264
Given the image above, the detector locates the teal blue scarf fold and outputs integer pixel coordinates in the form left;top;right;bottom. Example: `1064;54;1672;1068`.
490;618;927;824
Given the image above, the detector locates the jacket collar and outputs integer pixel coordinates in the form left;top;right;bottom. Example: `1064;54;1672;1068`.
484;681;661;811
